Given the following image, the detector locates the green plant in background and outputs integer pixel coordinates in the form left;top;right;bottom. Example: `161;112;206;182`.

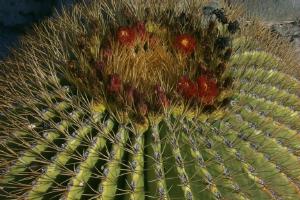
1;0;300;199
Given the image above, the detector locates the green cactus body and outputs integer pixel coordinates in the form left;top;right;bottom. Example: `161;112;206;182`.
1;0;300;199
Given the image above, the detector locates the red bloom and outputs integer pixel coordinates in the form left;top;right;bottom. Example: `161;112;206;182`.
107;74;122;93
175;34;197;54
117;26;136;45
177;76;198;99
196;75;219;104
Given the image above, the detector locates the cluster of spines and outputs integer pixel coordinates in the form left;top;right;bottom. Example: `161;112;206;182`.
164;119;194;200
1;77;300;200
181;120;225;200
28;108;105;199
149;125;169;200
0;87;80;199
66;118;114;199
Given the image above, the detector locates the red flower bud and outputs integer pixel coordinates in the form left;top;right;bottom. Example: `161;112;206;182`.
95;61;105;72
107;74;122;93
124;85;135;106
94;61;105;80
154;85;170;108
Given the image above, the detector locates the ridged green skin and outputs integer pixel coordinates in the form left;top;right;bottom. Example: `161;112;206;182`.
1;0;300;200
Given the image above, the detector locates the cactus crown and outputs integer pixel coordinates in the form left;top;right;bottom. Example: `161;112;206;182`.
1;0;300;200
61;0;240;121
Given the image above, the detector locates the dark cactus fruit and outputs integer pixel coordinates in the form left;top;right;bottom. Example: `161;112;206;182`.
212;8;228;24
1;0;300;200
215;37;230;50
228;20;240;34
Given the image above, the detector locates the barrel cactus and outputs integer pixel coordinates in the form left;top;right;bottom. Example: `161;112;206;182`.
1;0;300;199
